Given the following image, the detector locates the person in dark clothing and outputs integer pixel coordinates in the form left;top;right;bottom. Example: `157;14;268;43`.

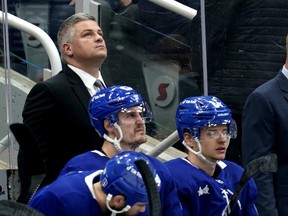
136;0;199;55
190;0;288;165
48;0;75;46
242;34;288;216
19;12;108;203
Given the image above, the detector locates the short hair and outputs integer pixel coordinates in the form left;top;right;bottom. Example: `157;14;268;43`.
57;13;96;61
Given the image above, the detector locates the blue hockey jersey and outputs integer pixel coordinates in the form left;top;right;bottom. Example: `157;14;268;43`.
165;158;258;216
29;170;105;216
59;150;109;176
59;150;183;216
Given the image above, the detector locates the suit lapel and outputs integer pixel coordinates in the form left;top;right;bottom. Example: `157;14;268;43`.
276;70;288;103
65;66;91;111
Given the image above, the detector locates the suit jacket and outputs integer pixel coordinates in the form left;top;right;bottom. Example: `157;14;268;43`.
242;71;288;216
20;65;104;191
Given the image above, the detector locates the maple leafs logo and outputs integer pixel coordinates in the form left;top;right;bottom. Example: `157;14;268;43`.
198;185;210;196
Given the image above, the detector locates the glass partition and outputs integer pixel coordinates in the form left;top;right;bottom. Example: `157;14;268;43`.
0;0;16;170
100;1;202;145
103;0;287;164
195;0;287;165
1;0;287;171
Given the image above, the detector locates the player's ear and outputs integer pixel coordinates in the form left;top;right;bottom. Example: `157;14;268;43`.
104;119;113;129
112;195;126;209
183;132;194;147
63;42;72;56
104;119;117;137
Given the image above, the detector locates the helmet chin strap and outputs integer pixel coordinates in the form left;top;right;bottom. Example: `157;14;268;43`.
106;194;131;216
103;123;123;152
182;138;216;166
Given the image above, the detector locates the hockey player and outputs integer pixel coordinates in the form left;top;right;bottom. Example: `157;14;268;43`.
28;151;160;216
165;96;258;216
59;85;182;216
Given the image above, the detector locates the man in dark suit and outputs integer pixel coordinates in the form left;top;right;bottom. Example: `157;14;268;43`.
19;13;108;202
242;34;288;216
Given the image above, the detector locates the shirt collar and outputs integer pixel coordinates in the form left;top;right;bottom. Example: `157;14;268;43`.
84;170;103;200
282;65;288;80
67;64;105;89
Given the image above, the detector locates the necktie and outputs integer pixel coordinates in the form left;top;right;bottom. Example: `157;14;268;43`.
94;79;105;91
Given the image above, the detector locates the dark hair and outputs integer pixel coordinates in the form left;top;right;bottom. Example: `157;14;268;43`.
57;13;96;61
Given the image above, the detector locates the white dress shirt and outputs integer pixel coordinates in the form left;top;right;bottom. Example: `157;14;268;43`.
68;64;106;96
282;65;288;80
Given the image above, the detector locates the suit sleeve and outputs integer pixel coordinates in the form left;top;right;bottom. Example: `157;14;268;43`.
242;91;278;215
22;82;59;179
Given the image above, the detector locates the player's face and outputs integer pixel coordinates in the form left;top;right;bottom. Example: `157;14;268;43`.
117;106;147;150
199;125;229;162
65;20;107;65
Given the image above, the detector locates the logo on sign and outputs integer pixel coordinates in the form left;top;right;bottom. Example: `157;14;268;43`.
152;75;175;107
